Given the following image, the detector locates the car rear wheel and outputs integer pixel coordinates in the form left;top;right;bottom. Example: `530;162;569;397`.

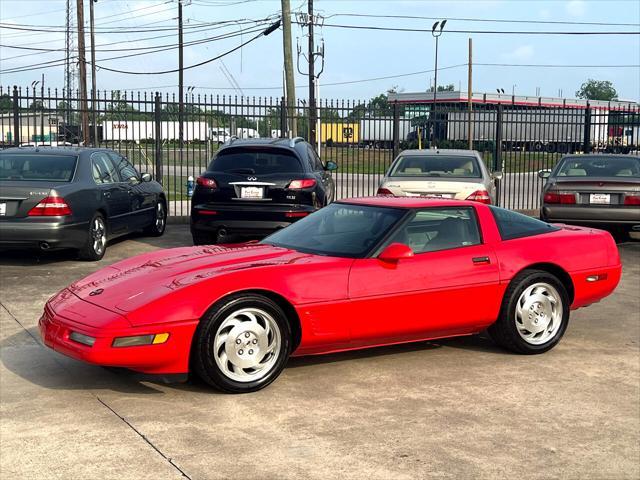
193;294;291;393
144;200;166;237
78;213;107;261
192;231;216;245
489;269;569;354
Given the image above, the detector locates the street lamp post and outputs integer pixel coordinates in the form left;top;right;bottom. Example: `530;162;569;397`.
431;20;446;147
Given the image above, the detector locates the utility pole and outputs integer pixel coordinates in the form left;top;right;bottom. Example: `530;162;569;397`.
281;0;296;137
178;0;184;152
467;37;473;150
76;0;89;146
40;74;45;143
307;0;316;148
89;0;97;146
431;20;446;148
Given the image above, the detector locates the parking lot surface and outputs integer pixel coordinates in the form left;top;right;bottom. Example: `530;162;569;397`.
1;227;638;480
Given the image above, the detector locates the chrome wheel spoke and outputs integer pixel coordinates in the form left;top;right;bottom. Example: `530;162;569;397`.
213;306;281;383
514;282;563;345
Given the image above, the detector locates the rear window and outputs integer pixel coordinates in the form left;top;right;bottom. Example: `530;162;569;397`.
209;147;303;175
389;155;482;178
0;154;77;182
490;206;559;241
556;156;640;177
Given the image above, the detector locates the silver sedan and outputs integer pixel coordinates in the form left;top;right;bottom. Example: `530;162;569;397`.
377;149;502;204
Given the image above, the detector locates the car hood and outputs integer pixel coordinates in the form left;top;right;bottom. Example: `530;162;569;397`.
68;243;315;314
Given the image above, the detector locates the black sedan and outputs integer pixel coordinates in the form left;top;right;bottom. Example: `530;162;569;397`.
191;137;337;244
0;147;166;260
539;154;640;240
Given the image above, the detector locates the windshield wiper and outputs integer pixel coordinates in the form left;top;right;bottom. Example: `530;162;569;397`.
226;168;256;174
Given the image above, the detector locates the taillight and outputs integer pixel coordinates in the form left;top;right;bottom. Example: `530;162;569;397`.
377;187;394;196
28;196;72;216
623;193;640;205
196;176;217;189
544;191;576;204
288;179;316;189
466;190;491;204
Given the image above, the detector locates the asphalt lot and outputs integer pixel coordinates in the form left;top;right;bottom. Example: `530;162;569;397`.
1;227;638;480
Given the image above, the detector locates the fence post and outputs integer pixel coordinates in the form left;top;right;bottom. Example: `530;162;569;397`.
583;102;591;153
12;86;20;146
494;103;503;172
154;93;163;184
280;96;287;138
392;101;400;159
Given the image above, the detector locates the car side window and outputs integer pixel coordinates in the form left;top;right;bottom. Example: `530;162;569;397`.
489;206;559;240
307;146;323;171
109;153;139;183
385;207;481;254
91;153;118;184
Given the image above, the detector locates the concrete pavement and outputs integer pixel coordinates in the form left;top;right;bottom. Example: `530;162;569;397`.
1;228;638;479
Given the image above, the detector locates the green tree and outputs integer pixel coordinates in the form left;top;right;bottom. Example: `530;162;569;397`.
0;94;11;113
427;83;455;93
576;79;618;101
103;90;152;120
29;100;46;111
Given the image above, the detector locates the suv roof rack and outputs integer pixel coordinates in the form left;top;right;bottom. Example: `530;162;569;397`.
289;136;305;148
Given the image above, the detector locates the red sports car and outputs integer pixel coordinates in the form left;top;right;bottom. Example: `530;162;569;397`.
40;197;621;393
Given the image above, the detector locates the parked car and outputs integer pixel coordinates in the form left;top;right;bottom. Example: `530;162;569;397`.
41;197;620;393
209;127;231;145
0;147;166;260
539;154;640;239
190;137;338;244
377;149;502;204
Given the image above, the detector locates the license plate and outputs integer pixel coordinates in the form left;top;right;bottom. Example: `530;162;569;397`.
590;193;610;205
241;186;263;199
0;203;5;216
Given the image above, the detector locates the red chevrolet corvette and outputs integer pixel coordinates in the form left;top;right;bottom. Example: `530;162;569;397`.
40;197;621;393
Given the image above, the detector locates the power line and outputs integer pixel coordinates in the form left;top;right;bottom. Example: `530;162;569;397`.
303;22;640;35
324;13;640;27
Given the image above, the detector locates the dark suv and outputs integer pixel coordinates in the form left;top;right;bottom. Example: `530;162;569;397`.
190;137;338;244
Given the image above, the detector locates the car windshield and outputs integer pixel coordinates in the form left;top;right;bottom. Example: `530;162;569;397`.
209;147;303;175
0;153;77;181
556;156;640;177
261;203;406;258
389;155;482;178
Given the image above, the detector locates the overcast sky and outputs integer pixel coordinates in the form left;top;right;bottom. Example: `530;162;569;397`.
1;0;639;102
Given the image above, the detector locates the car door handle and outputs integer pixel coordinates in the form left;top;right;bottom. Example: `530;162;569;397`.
472;256;491;265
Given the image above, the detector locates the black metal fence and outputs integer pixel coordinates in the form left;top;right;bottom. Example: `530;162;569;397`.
1;85;638;215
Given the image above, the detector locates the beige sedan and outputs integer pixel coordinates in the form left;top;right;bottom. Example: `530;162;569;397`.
377;149;502;204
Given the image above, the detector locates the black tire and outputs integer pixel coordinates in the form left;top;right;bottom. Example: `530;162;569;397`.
144;199;166;237
78;212;107;261
192;293;292;393
192;231;216;246
611;227;630;244
489;269;570;354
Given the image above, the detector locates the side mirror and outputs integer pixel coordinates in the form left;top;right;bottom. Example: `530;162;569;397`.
325;161;338;171
492;171;503;181
378;243;414;262
538;169;552;179
141;172;152;182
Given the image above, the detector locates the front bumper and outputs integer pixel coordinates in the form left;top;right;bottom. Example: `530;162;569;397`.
541;205;640;227
0;218;89;250
39;304;198;375
191;202;315;237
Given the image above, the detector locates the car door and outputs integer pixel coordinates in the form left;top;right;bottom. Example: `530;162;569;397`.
109;153;155;229
346;206;502;347
308;145;334;204
90;152;131;235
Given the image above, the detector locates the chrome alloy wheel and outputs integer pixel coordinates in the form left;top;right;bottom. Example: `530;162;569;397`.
155;202;166;232
213;307;281;382
91;217;106;256
515;282;563;345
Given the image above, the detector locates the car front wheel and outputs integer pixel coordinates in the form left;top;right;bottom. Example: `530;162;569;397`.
193;294;291;393
144;200;166;237
489;269;569;354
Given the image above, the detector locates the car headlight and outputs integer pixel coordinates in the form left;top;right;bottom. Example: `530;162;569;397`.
112;333;169;348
